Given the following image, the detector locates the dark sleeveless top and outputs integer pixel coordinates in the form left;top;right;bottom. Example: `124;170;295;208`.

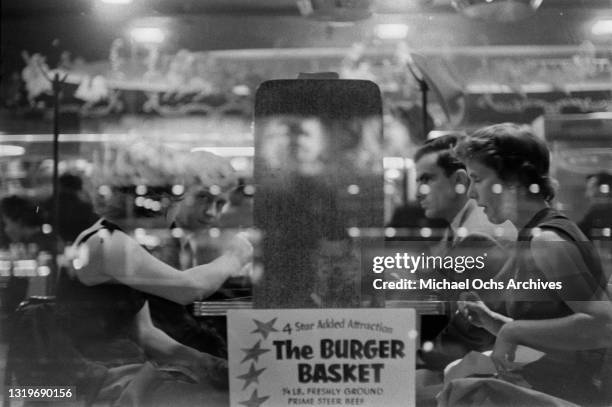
507;208;608;405
55;219;147;366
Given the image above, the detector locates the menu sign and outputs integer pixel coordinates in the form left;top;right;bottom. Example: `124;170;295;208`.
228;309;416;407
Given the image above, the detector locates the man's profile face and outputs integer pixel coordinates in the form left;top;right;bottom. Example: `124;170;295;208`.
170;186;230;230
415;152;457;221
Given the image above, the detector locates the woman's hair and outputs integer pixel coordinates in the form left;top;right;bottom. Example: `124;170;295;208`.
455;123;555;201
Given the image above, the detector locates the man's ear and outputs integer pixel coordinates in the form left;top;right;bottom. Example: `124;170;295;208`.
452;169;469;189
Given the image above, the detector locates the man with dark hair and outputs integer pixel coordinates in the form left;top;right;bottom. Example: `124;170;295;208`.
413;134;517;370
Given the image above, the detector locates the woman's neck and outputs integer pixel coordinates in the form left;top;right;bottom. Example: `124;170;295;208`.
514;199;550;231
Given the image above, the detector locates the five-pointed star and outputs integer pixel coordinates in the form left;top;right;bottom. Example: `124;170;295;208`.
236;362;266;390
241;340;271;364
239;389;270;407
250;317;278;340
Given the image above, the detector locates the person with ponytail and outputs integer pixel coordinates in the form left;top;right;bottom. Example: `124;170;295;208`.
452;123;612;405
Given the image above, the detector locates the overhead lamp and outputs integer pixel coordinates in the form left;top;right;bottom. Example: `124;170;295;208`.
592;19;612;36
130;27;165;44
452;0;543;22
0;145;25;157
375;23;410;40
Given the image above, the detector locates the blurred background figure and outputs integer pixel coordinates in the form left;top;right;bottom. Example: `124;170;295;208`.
0;195;53;333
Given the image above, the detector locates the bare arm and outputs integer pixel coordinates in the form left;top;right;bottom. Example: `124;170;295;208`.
78;229;251;304
133;301;227;386
499;231;612;351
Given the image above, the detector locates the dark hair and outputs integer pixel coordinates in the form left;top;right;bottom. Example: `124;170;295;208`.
0;195;43;227
455;123;555;201
414;133;467;177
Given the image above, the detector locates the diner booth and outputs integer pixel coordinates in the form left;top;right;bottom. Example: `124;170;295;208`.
1;0;612;406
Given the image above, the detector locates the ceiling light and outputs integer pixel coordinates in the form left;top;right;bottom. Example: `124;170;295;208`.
0;145;25;157
592;19;612;36
130;27;165;44
375;23;410;40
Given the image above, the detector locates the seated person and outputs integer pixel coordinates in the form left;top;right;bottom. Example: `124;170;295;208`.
11;153;253;406
410;134;516;369
450;123;612;406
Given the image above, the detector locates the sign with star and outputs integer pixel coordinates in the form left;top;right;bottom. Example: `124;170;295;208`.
228;309;416;407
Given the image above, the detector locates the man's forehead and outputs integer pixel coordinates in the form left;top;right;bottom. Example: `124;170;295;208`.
415;152;443;173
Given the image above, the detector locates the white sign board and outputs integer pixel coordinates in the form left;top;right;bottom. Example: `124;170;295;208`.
228;309;416;407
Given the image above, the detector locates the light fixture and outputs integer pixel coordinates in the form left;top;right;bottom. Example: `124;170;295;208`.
592;19;612;36
452;0;543;22
0;145;25;157
374;23;410;40
130;27;165;44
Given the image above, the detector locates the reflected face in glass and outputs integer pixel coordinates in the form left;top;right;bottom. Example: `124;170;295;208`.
295;118;326;164
415;152;458;221
170;187;229;230
466;159;516;225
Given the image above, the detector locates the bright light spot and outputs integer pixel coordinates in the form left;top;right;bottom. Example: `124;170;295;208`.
492;184;503;194
230;157;250;172
383;157;406;169
232;85;250;96
130;27;165;44
42;224;53;234
210;185;221;196
420;227;432;238
375;23;410;40
143;199;152;209
172;184;185;196
347;184;360;195
73;259;83;270
455;184;467;194
171;228;184;238
135;196;146;207
385;168;401;180
37;266;51;276
592;19;612;36
98;185;111;196
151;201;162;212
529;184;540;194
385;227;397;238
135;185;147;195
418;184;431;195
134;228;146;239
348;227;361;238
457;227;468;238
531;227;542;237
603;228;611;238
209;228;221;238
422;341;434;352
0;145;25;157
244;185;256;196
408;330;418;340
600;184;610;194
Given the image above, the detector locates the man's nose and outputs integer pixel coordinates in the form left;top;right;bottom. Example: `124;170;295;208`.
467;183;478;200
